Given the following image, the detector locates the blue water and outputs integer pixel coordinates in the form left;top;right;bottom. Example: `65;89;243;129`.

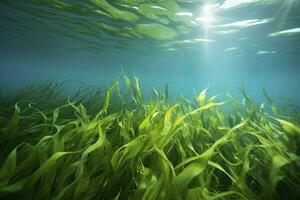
0;0;300;104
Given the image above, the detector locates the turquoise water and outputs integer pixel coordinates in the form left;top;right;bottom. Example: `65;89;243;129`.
0;1;300;200
0;0;299;103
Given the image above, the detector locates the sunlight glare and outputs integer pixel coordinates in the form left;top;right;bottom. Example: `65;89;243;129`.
196;4;215;29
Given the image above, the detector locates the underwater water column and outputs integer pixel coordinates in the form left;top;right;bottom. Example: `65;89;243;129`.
0;0;300;200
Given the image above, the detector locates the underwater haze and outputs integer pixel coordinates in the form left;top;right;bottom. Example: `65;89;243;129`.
0;0;300;200
0;0;300;101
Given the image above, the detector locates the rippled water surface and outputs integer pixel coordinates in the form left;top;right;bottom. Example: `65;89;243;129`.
0;0;300;101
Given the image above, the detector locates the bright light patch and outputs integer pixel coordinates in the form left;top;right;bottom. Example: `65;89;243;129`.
194;38;215;43
219;18;272;28
196;4;216;28
257;50;276;55
189;21;198;25
168;38;215;46
150;5;167;11
269;27;300;37
167;48;178;51
220;0;259;9
175;12;193;17
224;47;239;52
213;29;239;35
182;40;193;43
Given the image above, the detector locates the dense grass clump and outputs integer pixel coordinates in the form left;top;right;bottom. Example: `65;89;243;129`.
0;75;299;200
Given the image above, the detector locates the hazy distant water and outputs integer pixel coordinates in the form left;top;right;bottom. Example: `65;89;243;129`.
0;0;299;103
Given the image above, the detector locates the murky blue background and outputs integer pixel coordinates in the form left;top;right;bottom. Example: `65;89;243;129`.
0;0;299;103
